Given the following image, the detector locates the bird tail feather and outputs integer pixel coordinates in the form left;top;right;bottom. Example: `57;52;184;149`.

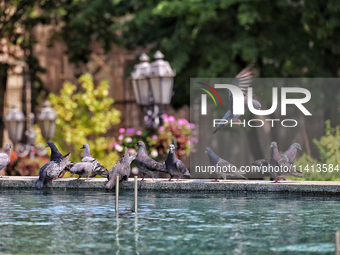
105;172;120;191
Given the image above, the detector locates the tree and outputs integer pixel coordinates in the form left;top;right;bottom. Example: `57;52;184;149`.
114;0;340;114
45;73;121;168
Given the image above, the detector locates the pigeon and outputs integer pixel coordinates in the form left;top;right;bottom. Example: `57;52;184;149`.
205;147;248;181
79;144;108;178
70;158;98;181
0;143;11;178
46;141;76;178
69;144;102;181
213;66;261;134
163;144;190;181
257;142;302;183
252;142;302;167
105;148;135;190
36;152;71;189
134;141;165;181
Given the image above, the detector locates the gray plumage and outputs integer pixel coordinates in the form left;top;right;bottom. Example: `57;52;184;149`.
70;159;98;181
205;147;247;181
70;144;103;181
252;142;302;167
255;142;302;183
105;148;134;190
0;143;11;178
36;152;71;189
80;144;108;178
213;66;261;134
164;144;190;181
134;141;165;181
45;141;75;178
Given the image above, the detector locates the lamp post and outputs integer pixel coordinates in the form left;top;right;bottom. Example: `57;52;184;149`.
131;51;175;128
3;70;57;158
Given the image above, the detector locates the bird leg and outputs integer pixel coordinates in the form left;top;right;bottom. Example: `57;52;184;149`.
167;177;172;181
236;119;242;125
176;177;180;182
272;178;280;183
0;173;8;178
211;178;219;182
75;176;81;182
51;178;55;183
85;176;90;181
140;176;145;181
282;177;291;181
151;177;155;182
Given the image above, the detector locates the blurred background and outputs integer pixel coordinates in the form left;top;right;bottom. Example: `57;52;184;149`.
0;0;340;179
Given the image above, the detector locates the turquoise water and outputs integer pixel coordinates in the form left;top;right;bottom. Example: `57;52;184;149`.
0;189;339;254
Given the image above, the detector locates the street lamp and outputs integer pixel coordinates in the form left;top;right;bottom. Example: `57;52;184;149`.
3;71;57;158
4;104;25;145
131;51;175;127
37;101;57;140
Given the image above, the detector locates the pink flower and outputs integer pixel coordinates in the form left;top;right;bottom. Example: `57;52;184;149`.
136;130;142;135
110;142;117;148
191;137;198;143
152;135;158;140
119;128;125;133
158;126;164;131
118;134;124;141
190;123;196;129
162;113;169;122
127;128;135;134
186;124;191;129
187;140;191;145
177;118;189;126
168;116;175;123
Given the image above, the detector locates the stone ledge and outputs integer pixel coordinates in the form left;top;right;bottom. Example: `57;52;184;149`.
1;177;340;193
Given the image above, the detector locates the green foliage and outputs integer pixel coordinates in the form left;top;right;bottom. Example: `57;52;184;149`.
115;0;340;109
314;120;340;165
294;120;340;180
46;73;121;168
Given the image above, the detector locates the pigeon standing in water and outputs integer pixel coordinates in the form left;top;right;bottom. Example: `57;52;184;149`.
261;142;302;183
164;144;190;181
36;151;71;189
105;148;135;190
213;66;261;134
205;147;247;181
0;143;11;178
69;144;102;181
46;141;76;178
135;141;165;181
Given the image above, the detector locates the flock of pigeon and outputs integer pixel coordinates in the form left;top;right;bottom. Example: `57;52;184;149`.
205;142;303;183
0;66;304;188
0;139;302;189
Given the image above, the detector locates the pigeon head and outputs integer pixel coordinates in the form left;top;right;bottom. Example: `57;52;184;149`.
270;142;278;149
253;100;261;110
168;144;175;154
3;143;11;152
46;141;58;150
135;141;145;148
205;147;212;154
291;143;302;151
80;144;90;150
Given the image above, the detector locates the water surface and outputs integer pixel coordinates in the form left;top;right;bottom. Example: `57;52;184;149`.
0;189;339;254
